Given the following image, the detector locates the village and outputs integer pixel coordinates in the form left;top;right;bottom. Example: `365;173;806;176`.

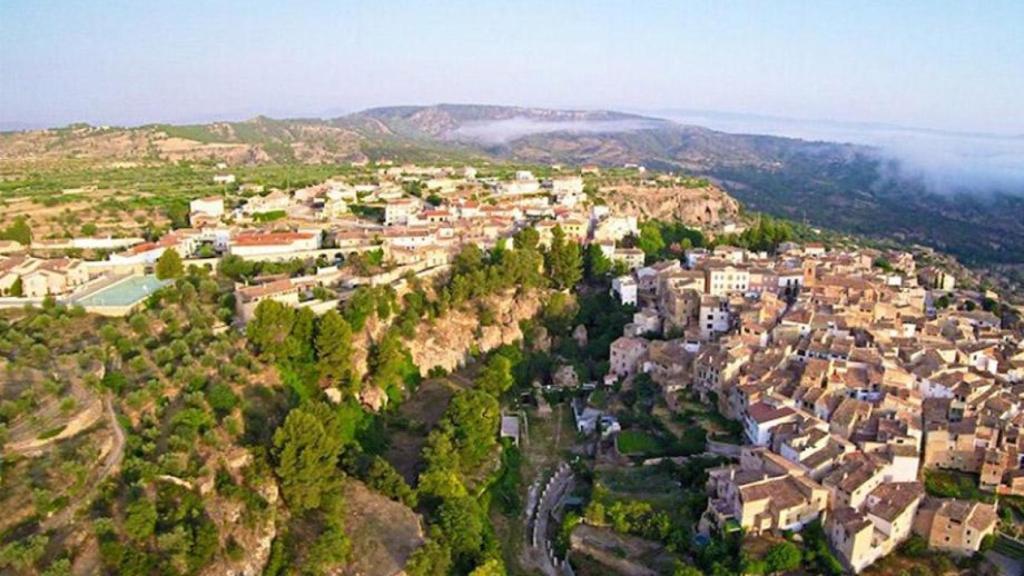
2;160;1023;575
588;235;1024;573
0;163;660;318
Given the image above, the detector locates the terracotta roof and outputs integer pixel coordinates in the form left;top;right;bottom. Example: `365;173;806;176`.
236;279;296;301
867;482;923;522
747;402;796;424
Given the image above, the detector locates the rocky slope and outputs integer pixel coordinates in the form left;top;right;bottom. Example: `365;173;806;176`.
407;289;545;376
597;183;740;227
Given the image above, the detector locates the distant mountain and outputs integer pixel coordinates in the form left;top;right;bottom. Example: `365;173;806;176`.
0;120;48;133
1;103;1021;266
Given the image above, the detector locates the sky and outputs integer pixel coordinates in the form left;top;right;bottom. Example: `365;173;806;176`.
1;0;1023;135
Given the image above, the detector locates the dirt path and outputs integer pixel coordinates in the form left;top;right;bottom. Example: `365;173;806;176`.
41;396;126;531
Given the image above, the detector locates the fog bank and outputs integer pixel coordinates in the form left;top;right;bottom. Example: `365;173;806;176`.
656;110;1024;195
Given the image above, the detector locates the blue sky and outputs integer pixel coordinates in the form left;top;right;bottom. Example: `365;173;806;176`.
1;0;1022;134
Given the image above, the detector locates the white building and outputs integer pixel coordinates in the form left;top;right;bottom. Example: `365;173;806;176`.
551;176;586;207
190;196;225;224
611;248;646;271
244;190;291;215
384;198;419;226
611;275;638;306
108;232;198;266
705;263;750;296
592;216;639;244
700;295;732;340
0;256;89;297
744;401;799;446
609;336;649;378
235;279;300;323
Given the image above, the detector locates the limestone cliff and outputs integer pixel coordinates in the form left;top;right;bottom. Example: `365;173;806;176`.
599;183;740;227
407;289;545;376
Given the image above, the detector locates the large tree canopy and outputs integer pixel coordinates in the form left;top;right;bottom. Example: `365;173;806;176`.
272;402;344;512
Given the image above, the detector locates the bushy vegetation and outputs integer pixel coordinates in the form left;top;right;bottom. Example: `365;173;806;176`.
635;220;705;262
408;350;520;575
923;469;994;502
712;215;794;253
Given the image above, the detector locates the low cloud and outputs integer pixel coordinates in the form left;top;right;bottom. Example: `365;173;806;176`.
656;110;1024;196
450;116;662;144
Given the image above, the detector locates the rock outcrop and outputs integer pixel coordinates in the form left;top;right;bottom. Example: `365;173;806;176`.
599;183;739;227
407;289;545;376
341;479;425;576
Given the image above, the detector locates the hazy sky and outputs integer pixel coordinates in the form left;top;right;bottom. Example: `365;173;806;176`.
2;0;1022;134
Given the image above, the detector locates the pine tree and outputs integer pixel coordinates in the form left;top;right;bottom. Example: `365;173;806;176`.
545;226;582;290
315;310;354;390
584;243;612;280
155;248;184;279
246;300;296;360
272;403;343;512
476;355;513;397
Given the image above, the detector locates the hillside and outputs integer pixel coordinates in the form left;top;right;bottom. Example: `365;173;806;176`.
2;104;1022;267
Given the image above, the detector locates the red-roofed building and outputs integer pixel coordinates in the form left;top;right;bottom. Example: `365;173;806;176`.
229;231;320;257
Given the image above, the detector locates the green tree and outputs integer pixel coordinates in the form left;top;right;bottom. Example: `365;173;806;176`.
405;538;452;576
513;227;540;252
155;248;184;279
206;382;239;416
370;330;413;397
288;307;316;363
8;276;23;297
315;310;354;390
476;355;513;397
365;456;417;506
124;497;157;541
247;300;296;360
637;221;666;258
545;226;582;290
0;216;32;245
453;244;486;276
764;541;802;573
417;431;469;503
438;495;486;560
304;523;351;574
445;389;500;470
584;243;612;280
218;254;257;282
272;403;344;512
469;558;506;576
342;286;377;331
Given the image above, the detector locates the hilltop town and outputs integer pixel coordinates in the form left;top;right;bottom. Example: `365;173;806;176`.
0;158;1022;576
1;163;733;318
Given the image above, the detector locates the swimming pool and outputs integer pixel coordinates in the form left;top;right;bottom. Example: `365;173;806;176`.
75;275;171;308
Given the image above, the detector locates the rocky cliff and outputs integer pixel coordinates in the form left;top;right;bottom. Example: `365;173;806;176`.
599;183;740;227
407;289;545;376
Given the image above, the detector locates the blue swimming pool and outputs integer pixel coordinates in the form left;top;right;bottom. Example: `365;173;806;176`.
76;275;171;308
